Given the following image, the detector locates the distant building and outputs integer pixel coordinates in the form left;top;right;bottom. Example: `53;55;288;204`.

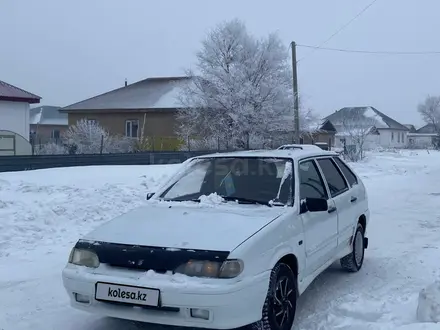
324;106;409;149
30;105;68;144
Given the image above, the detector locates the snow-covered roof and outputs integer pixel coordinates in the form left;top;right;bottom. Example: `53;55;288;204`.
30;106;67;126
194;148;338;162
324;106;408;131
61;77;191;112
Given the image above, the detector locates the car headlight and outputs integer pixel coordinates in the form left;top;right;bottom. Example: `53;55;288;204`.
174;259;243;278
68;248;100;268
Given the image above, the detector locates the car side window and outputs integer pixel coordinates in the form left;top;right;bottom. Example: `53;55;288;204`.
298;160;328;200
333;157;358;186
316;158;348;197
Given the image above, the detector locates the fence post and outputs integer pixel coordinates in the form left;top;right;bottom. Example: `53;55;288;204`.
100;135;104;154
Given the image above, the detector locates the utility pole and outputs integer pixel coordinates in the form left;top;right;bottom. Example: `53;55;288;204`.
291;41;300;143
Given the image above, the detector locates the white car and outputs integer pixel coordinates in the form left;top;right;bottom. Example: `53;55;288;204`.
62;148;369;330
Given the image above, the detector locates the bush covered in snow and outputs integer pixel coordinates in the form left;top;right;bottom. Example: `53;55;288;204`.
177;19;316;150
34;142;67;155
63;119;134;154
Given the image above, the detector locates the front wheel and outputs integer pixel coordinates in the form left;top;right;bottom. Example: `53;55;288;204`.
252;263;297;330
340;223;365;272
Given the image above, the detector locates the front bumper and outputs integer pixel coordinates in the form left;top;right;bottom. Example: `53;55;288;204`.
62;265;270;329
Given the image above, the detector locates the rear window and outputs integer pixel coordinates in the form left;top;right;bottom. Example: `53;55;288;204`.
333;157;358;186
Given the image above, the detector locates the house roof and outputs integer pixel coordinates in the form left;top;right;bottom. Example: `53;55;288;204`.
416;123;437;134
0;80;41;104
404;124;417;132
30;105;68;126
60;76;191;112
324;106;408;130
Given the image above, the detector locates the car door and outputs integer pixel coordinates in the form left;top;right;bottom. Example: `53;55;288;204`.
298;158;338;276
315;157;352;250
332;156;363;246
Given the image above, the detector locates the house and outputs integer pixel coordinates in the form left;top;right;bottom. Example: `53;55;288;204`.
0;80;41;139
30;105;68;144
407;123;439;148
324;106;409;149
60;77;190;148
303;119;337;147
0;80;41;155
269;115;337;149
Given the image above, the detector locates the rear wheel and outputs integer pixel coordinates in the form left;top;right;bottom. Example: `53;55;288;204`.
251;263;297;330
340;223;365;272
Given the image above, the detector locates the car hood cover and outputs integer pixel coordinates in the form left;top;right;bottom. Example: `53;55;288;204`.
83;202;287;251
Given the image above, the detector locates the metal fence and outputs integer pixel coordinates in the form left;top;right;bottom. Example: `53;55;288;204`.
0;150;220;173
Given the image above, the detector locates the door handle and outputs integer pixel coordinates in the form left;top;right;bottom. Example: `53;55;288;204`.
351;196;358;203
328;206;337;213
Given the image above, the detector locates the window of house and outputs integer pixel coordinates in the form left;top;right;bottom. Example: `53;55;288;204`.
402;133;405;143
398;132;400;143
298;160;328;200
391;132;394;141
125;120;139;138
317;158;348;197
51;129;60;139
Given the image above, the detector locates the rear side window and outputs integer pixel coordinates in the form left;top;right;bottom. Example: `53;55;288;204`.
333;157;358;186
316;158;348;197
298;160;328;200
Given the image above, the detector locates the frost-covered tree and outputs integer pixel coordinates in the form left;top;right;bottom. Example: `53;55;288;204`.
418;95;440;132
63;119;133;154
177;19;302;149
340;113;377;161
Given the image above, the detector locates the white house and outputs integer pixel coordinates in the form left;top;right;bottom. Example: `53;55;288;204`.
0;80;41;140
0;80;41;155
324;106;409;150
407;123;438;148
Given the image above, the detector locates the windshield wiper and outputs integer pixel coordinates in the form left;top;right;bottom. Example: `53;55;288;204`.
220;196;272;207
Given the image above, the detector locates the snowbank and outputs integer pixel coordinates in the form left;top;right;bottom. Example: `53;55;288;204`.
417;281;440;323
0;164;179;257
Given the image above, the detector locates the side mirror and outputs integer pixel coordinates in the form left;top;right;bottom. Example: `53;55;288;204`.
146;192;155;200
300;198;328;213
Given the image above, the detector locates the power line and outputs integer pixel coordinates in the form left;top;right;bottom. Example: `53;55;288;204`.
297;44;440;55
298;0;379;62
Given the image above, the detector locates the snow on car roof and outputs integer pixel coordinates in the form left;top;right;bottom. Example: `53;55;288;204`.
277;144;322;150
195;148;338;161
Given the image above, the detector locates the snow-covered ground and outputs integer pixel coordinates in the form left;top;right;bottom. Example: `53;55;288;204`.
1;150;440;329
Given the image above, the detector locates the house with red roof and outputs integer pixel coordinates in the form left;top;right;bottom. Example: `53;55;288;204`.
0;80;41;154
0;80;40;137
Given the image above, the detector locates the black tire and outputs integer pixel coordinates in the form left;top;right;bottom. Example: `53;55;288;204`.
251;263;297;330
340;223;365;272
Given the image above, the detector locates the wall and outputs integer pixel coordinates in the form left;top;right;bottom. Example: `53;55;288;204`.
30;124;68;144
334;134;380;150
378;129;408;148
0;100;30;141
407;133;437;148
67;111;178;137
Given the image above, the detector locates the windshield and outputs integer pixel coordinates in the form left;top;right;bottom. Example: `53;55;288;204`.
160;157;294;206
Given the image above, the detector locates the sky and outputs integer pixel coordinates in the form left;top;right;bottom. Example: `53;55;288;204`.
1;0;440;127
